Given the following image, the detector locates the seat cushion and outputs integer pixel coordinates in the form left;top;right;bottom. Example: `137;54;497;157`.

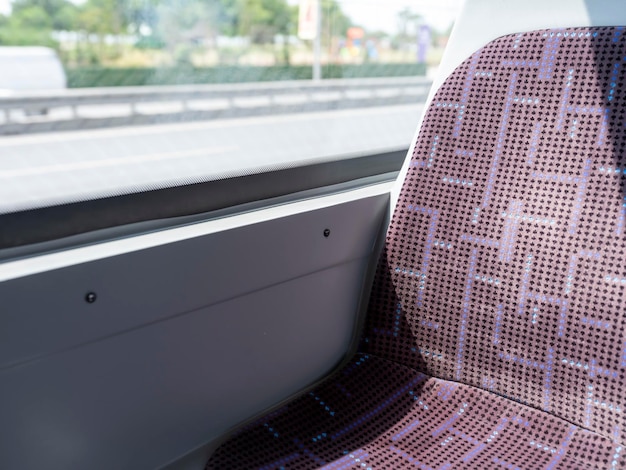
207;354;622;469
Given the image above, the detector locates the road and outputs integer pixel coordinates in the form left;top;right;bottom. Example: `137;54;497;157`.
0;104;423;214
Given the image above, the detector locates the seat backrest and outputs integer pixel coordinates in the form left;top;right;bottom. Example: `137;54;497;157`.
362;25;626;441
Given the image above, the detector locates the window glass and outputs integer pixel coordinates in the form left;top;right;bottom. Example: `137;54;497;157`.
0;0;461;213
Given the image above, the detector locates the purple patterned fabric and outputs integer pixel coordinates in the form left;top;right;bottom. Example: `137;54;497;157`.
207;27;626;469
209;355;621;469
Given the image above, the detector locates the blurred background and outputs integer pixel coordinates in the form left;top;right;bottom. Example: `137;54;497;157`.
0;0;462;214
0;0;460;87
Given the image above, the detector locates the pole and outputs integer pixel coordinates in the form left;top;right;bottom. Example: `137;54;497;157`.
312;0;322;81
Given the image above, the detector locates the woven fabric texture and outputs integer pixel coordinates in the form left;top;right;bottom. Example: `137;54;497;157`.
207;28;626;469
363;26;626;441
208;354;621;469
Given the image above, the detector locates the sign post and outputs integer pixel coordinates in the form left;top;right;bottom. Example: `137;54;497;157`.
298;0;322;81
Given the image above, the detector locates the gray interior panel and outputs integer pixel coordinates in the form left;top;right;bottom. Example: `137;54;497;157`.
1;194;387;370
0;193;388;469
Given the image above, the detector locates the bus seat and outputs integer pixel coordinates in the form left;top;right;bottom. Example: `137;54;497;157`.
206;24;626;470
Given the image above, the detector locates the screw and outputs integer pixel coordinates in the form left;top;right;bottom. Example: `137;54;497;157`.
323;229;331;238
85;292;97;304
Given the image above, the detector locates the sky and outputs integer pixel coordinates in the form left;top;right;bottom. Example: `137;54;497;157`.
334;0;463;32
0;0;463;33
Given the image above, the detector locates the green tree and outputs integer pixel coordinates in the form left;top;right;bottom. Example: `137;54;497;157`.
235;0;295;63
395;7;422;43
154;0;296;65
80;0;127;36
215;0;238;36
393;6;422;59
11;5;52;29
267;0;297;64
0;1;58;47
234;0;295;42
11;0;78;30
155;0;222;65
125;0;160;34
321;0;351;39
51;3;79;31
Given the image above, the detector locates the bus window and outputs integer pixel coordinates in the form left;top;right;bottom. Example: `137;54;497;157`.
0;0;460;248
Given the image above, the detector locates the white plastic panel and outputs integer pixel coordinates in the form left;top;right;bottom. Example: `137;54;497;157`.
0;195;386;369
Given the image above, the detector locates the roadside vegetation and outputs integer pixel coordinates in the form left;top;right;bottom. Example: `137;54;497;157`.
0;0;450;85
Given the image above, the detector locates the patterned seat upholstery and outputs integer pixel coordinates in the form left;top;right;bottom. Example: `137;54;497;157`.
207;28;626;469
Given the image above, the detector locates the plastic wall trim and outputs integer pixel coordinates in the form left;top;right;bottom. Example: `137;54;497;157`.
0;183;392;284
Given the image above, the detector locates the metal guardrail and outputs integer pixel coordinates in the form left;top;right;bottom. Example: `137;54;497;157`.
0;77;432;135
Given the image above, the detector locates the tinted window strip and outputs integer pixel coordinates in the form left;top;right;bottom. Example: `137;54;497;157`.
0;148;406;250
